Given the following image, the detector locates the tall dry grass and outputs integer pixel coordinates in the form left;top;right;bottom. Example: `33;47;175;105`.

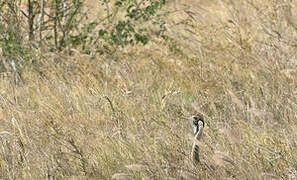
0;0;296;179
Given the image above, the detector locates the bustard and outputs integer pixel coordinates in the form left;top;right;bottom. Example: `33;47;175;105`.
189;114;205;164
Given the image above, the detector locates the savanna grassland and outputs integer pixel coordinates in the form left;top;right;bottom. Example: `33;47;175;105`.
0;0;297;179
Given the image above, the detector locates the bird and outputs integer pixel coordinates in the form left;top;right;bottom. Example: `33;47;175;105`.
189;114;205;164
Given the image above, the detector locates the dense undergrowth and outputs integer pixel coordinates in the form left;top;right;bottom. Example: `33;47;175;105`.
0;0;296;179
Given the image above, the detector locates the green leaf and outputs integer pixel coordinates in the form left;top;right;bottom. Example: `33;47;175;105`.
99;29;107;37
115;1;122;6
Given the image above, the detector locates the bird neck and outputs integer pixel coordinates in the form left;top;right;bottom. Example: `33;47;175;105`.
195;126;203;140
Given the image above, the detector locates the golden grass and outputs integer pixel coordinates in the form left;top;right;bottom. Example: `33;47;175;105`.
0;0;296;179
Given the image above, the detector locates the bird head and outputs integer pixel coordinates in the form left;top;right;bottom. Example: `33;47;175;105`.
189;114;204;135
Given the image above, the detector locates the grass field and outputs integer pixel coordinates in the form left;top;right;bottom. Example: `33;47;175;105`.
0;0;296;179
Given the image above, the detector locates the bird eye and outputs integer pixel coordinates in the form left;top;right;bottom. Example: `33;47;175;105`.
193;119;198;126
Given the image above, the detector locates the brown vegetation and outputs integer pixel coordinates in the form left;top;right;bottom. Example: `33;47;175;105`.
0;0;296;179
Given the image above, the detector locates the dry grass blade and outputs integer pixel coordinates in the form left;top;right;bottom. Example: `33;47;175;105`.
112;173;132;180
218;128;240;145
227;90;245;109
0;131;11;136
261;173;279;179
0;0;296;179
213;151;235;167
287;167;297;180
125;164;147;171
180;171;199;180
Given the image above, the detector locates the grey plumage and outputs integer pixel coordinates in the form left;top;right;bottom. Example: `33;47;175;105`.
189;114;204;164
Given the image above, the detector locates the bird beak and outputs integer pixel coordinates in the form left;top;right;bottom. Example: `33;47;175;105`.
186;115;194;120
